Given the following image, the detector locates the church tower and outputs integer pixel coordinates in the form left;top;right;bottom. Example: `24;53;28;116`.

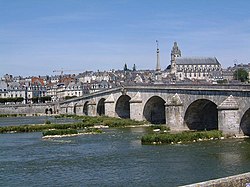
171;42;181;74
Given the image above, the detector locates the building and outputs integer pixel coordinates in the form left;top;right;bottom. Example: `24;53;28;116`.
170;42;222;82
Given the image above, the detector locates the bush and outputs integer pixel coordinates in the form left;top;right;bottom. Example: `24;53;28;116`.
43;129;78;136
141;130;223;145
150;125;170;131
44;120;51;124
0;114;26;118
56;114;146;127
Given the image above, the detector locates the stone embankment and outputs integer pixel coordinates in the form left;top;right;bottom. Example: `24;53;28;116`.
0;103;56;115
181;172;250;187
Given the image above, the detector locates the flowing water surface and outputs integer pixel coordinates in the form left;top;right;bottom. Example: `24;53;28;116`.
0;116;80;126
1;117;250;186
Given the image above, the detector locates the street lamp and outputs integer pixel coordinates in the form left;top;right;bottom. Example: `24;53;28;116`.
234;59;238;81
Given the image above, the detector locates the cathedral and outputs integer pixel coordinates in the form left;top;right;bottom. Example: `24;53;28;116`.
170;42;222;81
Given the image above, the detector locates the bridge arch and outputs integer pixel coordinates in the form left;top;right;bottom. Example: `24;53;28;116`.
97;98;105;116
46;108;53;114
143;96;166;124
73;103;77;114
83;101;89;115
115;95;131;118
184;99;218;130
240;108;250;136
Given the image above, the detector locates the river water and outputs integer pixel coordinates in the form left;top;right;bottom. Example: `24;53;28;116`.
1;117;250;186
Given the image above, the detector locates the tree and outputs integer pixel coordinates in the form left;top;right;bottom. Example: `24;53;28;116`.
132;64;136;71
123;63;128;71
32;97;39;103
234;68;248;82
40;96;51;103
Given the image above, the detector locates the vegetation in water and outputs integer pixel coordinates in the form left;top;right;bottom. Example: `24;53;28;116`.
141;130;223;145
44;120;51;124
42;129;78;136
55;114;146;127
0;115;145;134
150;124;170;131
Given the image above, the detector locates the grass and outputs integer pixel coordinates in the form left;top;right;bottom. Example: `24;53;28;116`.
42;129;78;136
141;130;223;145
150;124;170;131
55;114;146;127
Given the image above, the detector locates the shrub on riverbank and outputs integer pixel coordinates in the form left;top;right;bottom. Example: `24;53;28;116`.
43;129;78;136
0;122;91;133
150;125;170;131
0;114;26;118
141;130;223;145
0;115;146;134
44;120;51;124
55;114;146;127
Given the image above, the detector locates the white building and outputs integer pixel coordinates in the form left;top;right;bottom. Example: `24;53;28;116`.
170;42;222;82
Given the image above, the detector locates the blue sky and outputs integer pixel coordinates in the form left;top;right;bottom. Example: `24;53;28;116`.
1;0;250;76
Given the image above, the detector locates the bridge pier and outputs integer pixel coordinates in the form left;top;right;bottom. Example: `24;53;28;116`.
75;105;83;115
60;106;67;114
86;100;97;116
218;95;241;135
104;94;116;117
165;94;188;131
67;104;74;114
130;92;143;121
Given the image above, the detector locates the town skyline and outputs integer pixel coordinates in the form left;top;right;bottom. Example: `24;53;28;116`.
1;0;250;76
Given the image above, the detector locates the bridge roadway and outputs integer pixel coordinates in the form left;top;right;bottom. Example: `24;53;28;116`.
59;84;250;135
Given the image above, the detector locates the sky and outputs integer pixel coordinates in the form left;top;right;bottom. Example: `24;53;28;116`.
1;0;250;77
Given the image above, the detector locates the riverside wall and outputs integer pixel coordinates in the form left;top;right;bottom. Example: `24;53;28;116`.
0;103;57;115
181;172;250;187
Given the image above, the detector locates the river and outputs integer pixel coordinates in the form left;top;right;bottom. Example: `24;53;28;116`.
0;116;250;186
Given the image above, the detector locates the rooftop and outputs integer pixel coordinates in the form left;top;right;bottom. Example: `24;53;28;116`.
176;57;220;65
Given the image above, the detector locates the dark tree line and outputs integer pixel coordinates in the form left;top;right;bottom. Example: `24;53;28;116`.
0;97;24;103
234;68;249;82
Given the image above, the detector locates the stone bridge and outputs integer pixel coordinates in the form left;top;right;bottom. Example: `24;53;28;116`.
59;84;250;135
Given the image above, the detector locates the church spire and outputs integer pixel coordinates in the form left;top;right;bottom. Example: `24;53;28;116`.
171;41;181;74
156;40;161;71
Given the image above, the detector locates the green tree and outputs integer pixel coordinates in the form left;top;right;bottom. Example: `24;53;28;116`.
40;96;51;103
123;63;128;71
234;68;249;82
32;97;39;103
132;64;136;71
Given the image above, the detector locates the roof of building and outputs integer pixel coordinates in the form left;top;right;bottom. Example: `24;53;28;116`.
176;57;220;65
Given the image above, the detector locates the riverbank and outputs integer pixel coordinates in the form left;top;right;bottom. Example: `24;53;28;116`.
181;172;250;187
